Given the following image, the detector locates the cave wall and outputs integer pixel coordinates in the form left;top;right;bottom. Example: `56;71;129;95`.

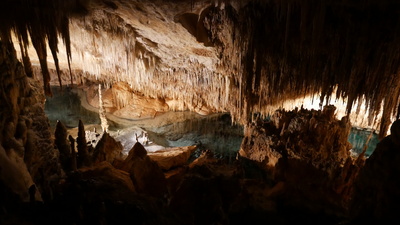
0;41;61;204
1;0;400;196
239;105;365;214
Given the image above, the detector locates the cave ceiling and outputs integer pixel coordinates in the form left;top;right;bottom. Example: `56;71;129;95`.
1;0;400;137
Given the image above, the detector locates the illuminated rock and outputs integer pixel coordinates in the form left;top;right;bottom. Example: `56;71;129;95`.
77;120;91;168
147;145;197;171
118;142;167;198
92;132;124;166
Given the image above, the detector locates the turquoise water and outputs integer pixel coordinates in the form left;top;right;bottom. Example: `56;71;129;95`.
348;127;379;157
45;86;101;129
44;86;244;160
45;86;379;159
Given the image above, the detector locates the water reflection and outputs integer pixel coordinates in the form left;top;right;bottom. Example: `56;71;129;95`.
44;86;244;159
348;127;379;157
45;86;100;129
45;86;379;160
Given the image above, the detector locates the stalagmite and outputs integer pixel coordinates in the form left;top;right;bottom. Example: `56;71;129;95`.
98;84;109;133
92;132;123;165
69;135;77;171
77;120;90;168
54;121;71;172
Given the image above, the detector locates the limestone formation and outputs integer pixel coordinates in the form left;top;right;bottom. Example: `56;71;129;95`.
77;120;91;168
118;142;167;198
0;41;61;205
68;135;77;171
98;84;109;133
73;161;136;194
92;132;123;165
240;106;363;212
0;144;35;202
107;82;169;119
54;121;72;171
351;120;400;224
147;145;197;171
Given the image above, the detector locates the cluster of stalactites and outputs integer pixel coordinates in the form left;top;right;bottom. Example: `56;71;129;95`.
203;0;400;137
4;0;400;138
0;0;89;96
67;8;232;114
68;0;400;137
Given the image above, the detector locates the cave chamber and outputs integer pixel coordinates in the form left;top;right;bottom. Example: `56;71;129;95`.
1;0;400;224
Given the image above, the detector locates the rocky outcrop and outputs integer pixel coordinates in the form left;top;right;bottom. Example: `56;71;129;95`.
70;161;136;195
0;144;36;203
54;121;72;172
0;41;61;204
118;142;168;198
148;145;197;170
351;120;400;224
239;106;364;214
92;132;123;165
169;151;240;225
55;121;124;170
68;135;77;171
76;120;91;168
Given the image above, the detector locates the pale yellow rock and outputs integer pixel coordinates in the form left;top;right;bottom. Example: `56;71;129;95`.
148;145;197;170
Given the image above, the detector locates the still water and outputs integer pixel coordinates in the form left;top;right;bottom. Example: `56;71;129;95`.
44;86;243;160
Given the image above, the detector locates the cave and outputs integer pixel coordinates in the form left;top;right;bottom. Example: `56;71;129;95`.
1;0;400;225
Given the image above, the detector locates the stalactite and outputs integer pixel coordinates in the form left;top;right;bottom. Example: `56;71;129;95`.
3;0;400;136
48;34;63;89
17;35;33;78
199;0;400;134
0;0;86;95
28;26;52;96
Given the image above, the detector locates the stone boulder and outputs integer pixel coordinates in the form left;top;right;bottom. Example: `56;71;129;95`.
0;145;38;202
118;142;167;198
147;145;197;171
239;106;360;216
71;161;135;196
169;150;243;225
92;132;123;165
